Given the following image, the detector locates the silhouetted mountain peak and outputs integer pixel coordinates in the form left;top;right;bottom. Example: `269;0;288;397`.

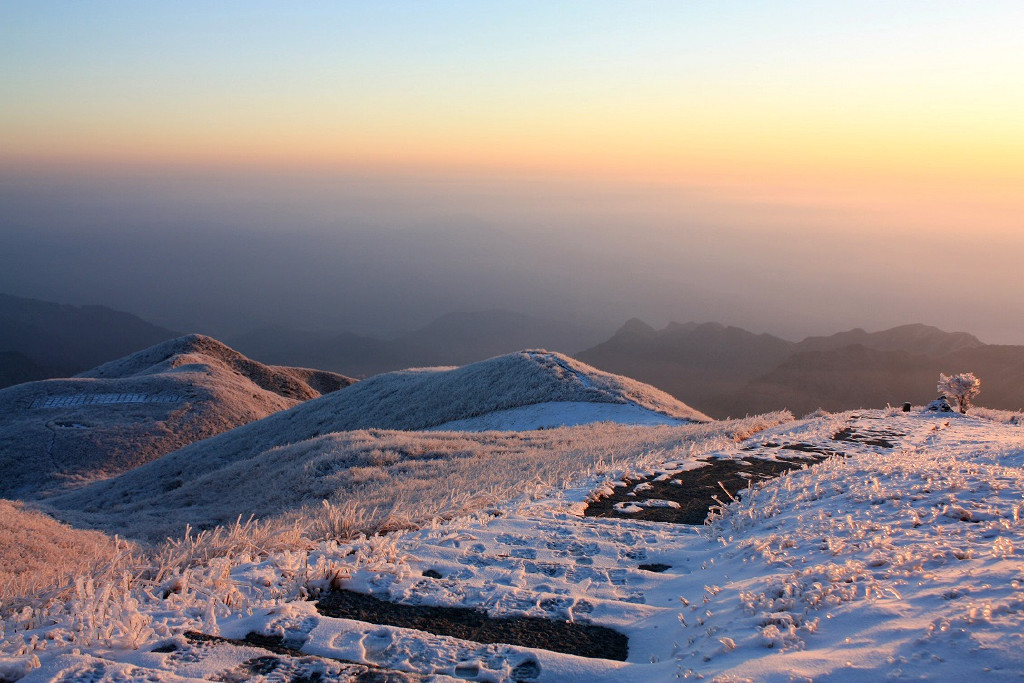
797;323;983;357
616;318;657;337
663;321;699;335
0;292;178;380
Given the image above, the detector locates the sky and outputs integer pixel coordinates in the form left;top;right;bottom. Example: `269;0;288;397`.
1;1;1023;342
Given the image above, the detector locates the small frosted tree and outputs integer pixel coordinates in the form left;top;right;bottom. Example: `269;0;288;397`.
937;372;981;414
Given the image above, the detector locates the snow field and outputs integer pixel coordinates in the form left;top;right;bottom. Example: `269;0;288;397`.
5;411;1024;681
681;412;1024;679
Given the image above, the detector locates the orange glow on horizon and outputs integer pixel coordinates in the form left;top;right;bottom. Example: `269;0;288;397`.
3;123;1020;213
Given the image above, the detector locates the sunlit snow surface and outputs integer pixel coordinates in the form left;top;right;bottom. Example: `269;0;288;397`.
8;410;1024;681
427;401;696;431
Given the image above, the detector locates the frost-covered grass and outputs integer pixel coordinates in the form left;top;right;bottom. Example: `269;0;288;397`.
15;411;1024;681
674;412;1024;678
971;405;1024;425
2;414;789;648
43;349;713;530
312;350;711;430
48;413;791;543
425;400;695;431
0;501;141;619
79;334;352;401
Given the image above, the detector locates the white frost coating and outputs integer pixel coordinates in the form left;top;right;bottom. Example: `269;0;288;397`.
524;350;598;389
0;333;351;498
427;401;696;432
637;499;680;508
47;415;786;542
10;410;1024;682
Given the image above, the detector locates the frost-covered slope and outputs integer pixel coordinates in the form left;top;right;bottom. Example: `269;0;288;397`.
43;351;708;537
0;335;353;498
426;401;696;431
0;500;130;610
44;352;708;528
291;349;710;432
77;334;351;400
8;411;1024;682
44;421;724;541
46;415;780;542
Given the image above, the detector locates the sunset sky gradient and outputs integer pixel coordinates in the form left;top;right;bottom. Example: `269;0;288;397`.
2;2;1022;340
5;3;1021;186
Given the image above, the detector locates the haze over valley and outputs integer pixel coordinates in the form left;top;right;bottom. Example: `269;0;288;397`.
4;167;1024;345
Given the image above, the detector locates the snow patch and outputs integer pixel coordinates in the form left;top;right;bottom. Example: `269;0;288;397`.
613;499;682;514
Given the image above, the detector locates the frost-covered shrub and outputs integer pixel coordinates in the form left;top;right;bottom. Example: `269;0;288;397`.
937;372;981;414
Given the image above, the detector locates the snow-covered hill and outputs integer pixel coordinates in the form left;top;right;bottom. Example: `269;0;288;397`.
6;410;1024;681
295;349;710;431
41;350;707;533
0;334;353;498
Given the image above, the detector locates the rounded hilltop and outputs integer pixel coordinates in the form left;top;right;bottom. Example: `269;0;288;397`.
0;334;353;498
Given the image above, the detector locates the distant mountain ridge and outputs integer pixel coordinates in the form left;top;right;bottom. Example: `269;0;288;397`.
0;351;57;387
578;320;1017;418
0;334;353;498
227;309;608;377
578;320;797;418
3;290;1016;422
0;293;179;388
794;323;983;356
743;342;1024;417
